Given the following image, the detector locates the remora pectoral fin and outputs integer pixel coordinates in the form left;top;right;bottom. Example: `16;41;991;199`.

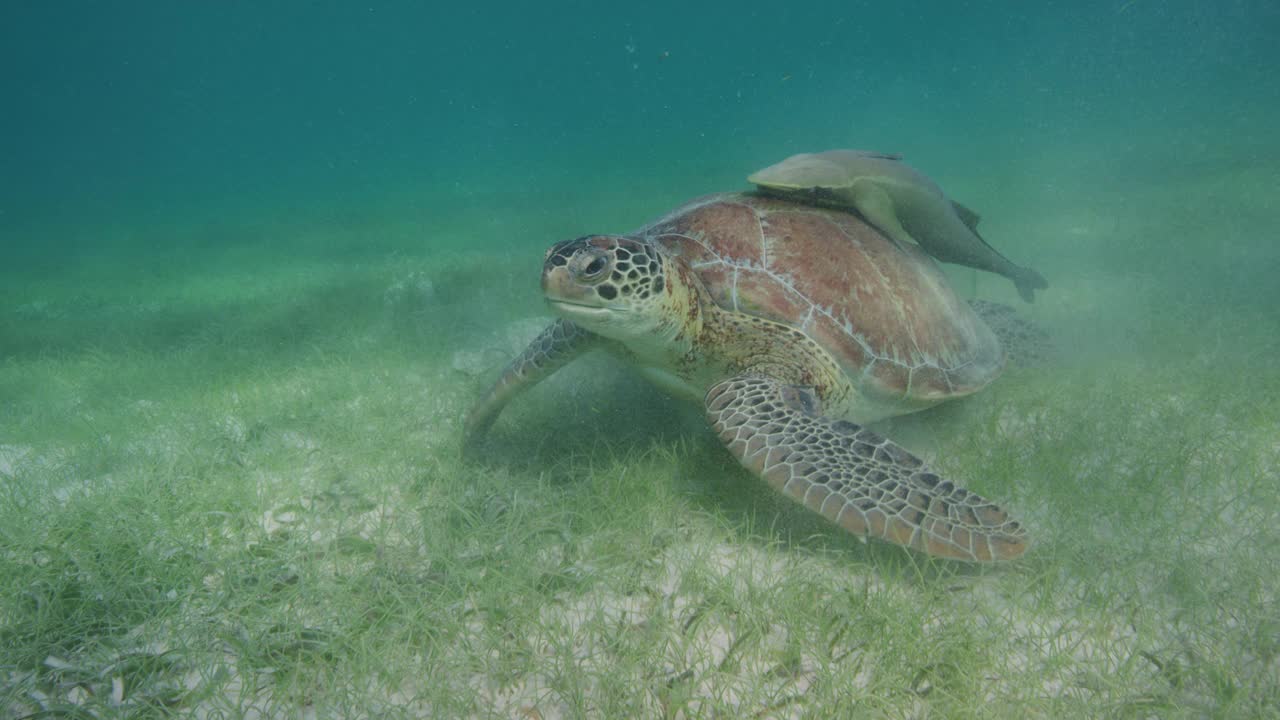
847;179;919;252
704;374;1028;562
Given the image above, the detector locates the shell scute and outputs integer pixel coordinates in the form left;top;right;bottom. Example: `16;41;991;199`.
638;193;1002;400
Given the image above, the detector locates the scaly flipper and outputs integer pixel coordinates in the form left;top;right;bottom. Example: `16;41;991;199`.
968;299;1052;367
705;374;1028;562
462;319;598;455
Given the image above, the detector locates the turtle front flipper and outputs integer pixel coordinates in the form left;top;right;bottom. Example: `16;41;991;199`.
462;319;598;456
704;374;1028;562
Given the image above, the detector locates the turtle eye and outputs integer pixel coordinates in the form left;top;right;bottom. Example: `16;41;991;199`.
576;251;610;282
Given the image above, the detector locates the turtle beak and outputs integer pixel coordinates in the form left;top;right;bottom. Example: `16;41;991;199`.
541;263;588;305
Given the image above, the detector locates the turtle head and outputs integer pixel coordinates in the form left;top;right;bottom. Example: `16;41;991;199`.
541;235;699;346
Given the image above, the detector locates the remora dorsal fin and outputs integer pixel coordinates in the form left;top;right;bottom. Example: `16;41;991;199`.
951;201;981;230
860;151;904;161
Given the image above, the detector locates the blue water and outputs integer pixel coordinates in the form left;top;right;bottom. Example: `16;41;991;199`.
4;2;1276;257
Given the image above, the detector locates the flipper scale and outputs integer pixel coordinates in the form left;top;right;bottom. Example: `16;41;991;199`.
705;375;1028;562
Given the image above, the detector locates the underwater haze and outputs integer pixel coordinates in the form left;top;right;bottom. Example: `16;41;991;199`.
2;2;1279;717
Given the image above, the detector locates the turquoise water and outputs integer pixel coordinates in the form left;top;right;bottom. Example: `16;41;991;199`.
3;2;1279;716
4;1;1277;366
5;2;1276;253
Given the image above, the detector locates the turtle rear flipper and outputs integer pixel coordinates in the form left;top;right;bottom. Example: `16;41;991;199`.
705;374;1027;562
462;319;597;457
969;299;1052;367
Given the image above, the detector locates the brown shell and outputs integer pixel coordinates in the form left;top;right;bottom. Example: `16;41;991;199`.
637;193;1003;403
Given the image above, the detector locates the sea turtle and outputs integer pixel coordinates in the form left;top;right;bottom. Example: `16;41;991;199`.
749;149;1049;302
463;193;1028;562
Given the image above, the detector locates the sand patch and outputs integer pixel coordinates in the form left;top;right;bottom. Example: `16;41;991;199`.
0;444;32;476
